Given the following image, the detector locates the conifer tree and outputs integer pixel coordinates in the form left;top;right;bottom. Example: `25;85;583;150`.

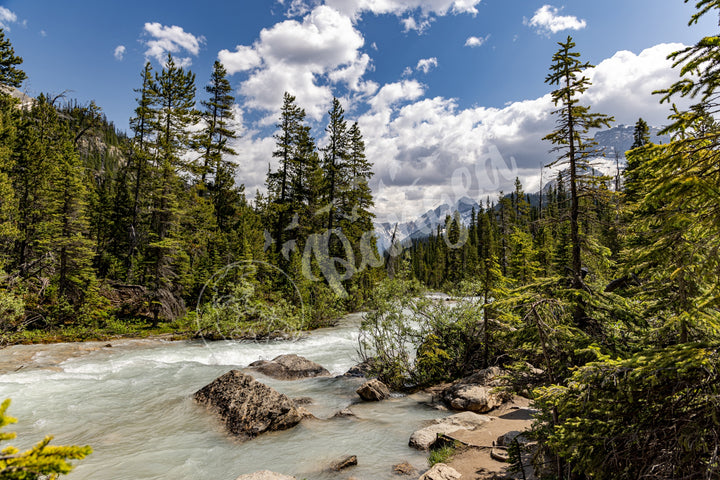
322;97;349;232
195;61;240;231
268;92;306;256
543;36;614;298
0;399;91;479
0;29;26;89
120;62;157;275
196;61;237;186
153;54;198;172
631;117;650;149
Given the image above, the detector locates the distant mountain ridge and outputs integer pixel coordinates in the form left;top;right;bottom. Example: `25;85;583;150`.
594;124;670;157
374;125;667;251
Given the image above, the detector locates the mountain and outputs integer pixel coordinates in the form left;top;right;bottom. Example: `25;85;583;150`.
375;196;480;252
594;124;670;157
374;125;669;251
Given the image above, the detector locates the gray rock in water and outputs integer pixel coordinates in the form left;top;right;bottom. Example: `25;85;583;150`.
333;407;356;418
194;370;303;440
249;354;330;380
330;455;358;471
343;360;374;378
393;462;418;476
418;463;461;480
356;378;390;401
234;471;296;480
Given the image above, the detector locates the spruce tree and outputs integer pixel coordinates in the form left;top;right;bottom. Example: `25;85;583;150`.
196;61;240;231
322;97;349;232
0;399;91;479
543;36;614;299
196;61;236;184
0;29;26;89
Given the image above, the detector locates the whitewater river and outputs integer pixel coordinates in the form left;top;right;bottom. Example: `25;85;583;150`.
0;314;448;479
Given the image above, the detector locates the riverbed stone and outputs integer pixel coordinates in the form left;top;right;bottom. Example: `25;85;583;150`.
333;407;356;418
330;455;358;471
249;354;330;380
442;367;508;413
343;359;374;378
356;378;390;401
234;471;296;480
409;412;493;450
393;462;418;476
194;370;303;440
418;463;461;480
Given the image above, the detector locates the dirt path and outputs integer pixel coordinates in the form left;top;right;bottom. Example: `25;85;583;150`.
445;397;537;480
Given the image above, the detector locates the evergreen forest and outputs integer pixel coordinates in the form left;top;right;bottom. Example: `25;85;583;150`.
2;1;720;479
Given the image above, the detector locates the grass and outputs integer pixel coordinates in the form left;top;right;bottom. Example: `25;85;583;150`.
428;444;457;466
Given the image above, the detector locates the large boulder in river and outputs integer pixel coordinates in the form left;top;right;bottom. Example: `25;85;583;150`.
442;366;508;413
194;370;303;439
418;463;461;480
249;354;330;380
234;471;296;480
356;378;390;401
409;411;493;450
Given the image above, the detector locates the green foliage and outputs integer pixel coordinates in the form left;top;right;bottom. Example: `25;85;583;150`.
0;399;91;479
192;279;303;340
359;278;503;388
533;344;720;480
0;29;26;88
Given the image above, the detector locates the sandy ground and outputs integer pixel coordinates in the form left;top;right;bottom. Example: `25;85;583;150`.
444;397;537;480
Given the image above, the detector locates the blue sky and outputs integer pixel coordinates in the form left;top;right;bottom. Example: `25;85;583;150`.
0;0;716;219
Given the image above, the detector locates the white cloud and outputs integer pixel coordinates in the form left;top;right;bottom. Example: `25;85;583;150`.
221;5;368;120
325;0;483;19
218;45;262;74
359;43;685;219
465;34;489;47
416;57;438;74
0;7;17;30
401;16;433;33
114;45;126;61
524;5;586;35
142;22;205;67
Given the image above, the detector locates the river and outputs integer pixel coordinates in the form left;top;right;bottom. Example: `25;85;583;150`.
0;314;448;479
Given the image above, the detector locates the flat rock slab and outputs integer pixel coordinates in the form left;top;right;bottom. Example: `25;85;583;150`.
234;471;296;480
410;412;494;450
194;370;302;439
249;354;330;380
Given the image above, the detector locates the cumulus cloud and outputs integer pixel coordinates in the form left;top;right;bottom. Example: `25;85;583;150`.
143;22;205;67
524;5;586;35
401;16;433;33
465;34;489;47
114;45;126;61
360;43;685;220
220;5;368;120
416;57;438;74
324;0;483;19
218;45;262;74
0;7;17;30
